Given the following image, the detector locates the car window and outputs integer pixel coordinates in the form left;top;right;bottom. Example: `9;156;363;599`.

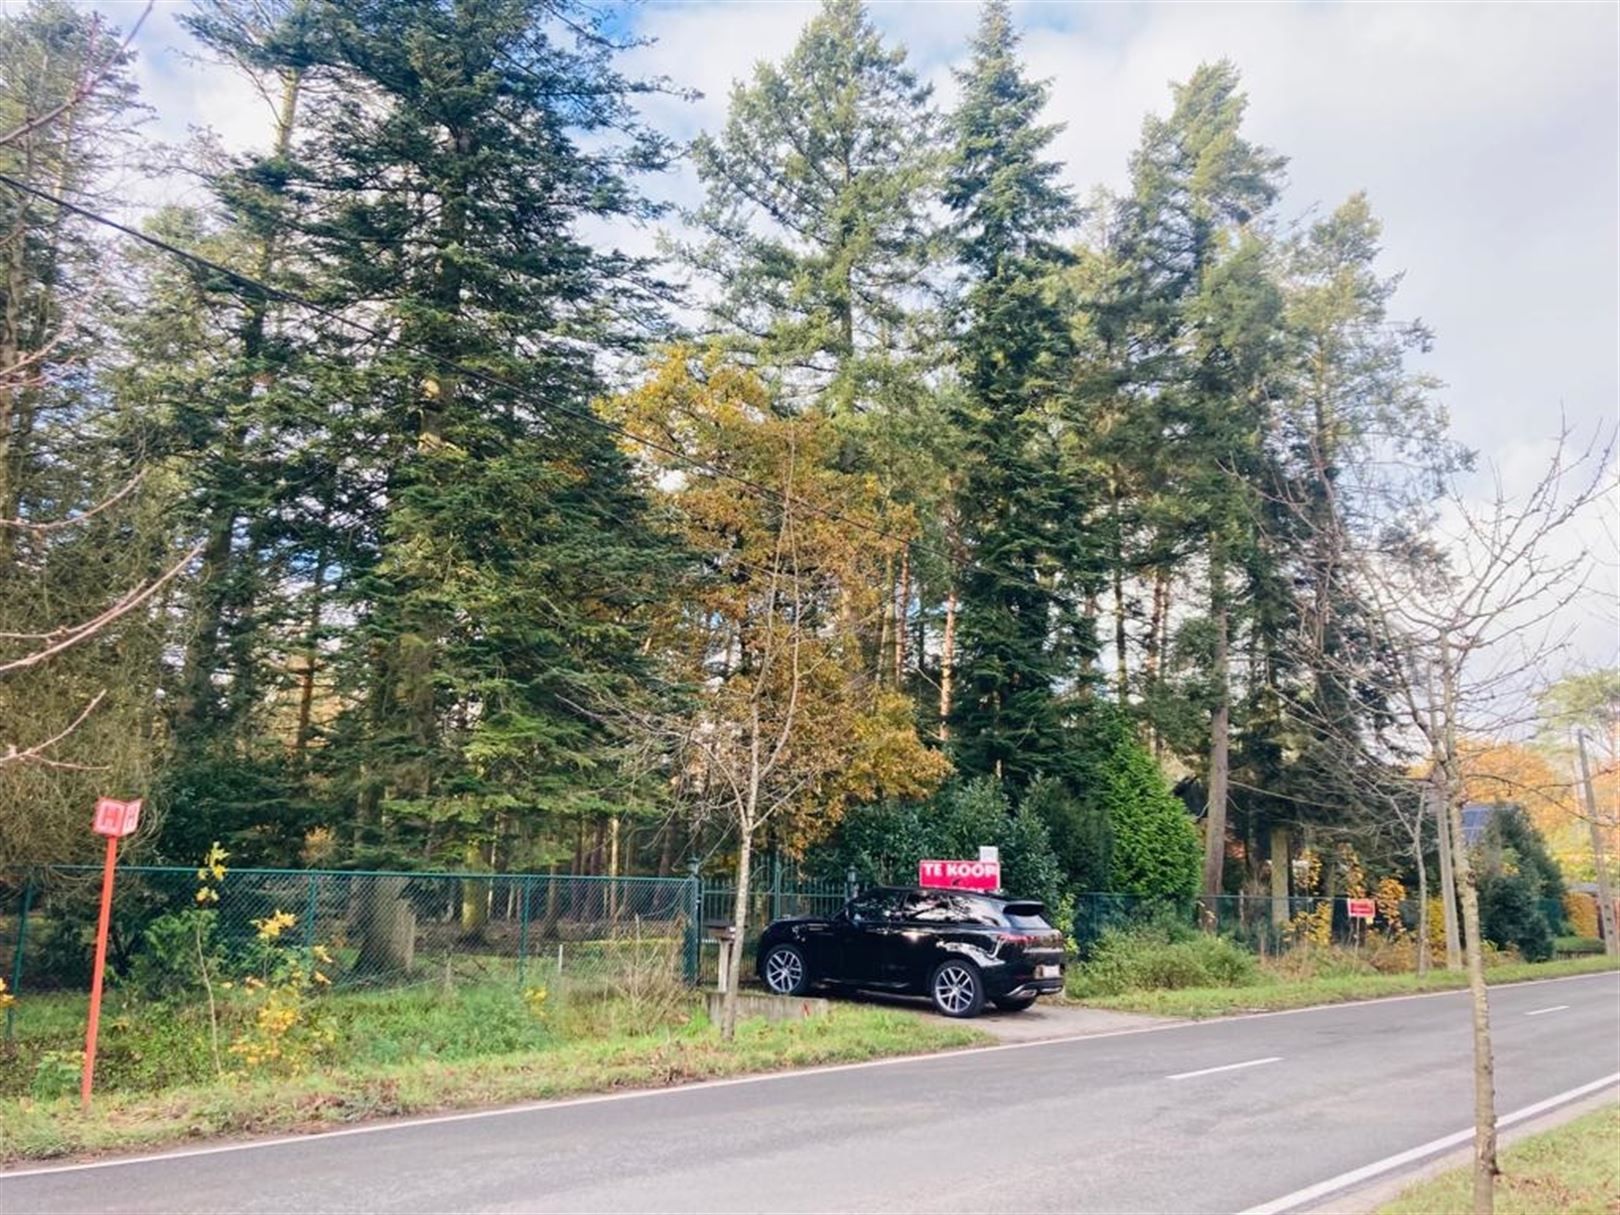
906;892;1000;926
848;889;906;921
1002;901;1052;931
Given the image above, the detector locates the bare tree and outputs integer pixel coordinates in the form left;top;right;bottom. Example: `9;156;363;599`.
0;1;188;864
1320;426;1614;1214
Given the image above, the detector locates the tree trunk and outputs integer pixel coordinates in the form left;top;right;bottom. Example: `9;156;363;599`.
1438;639;1496;1215
1145;568;1170;755
877;552;893;687
1444;778;1498;1213
459;841;490;941
1575;731;1620;955
354;875;415;975
657;817;675;877
939;587;957;741
721;699;769;1043
1202;549;1231;908
1113;562;1128;705
1269;823;1290;931
1414;818;1430;978
294;533;330;763
894;546;909;687
1433;775;1463;969
721;822;753;1042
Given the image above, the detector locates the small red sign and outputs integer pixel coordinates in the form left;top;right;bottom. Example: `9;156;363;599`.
919;859;1001;892
1346;897;1376;921
93;798;142;839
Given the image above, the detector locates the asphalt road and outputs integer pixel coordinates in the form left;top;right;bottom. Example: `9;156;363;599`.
4;972;1617;1214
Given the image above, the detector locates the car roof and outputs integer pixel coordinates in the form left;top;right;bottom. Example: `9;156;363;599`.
865;885;1022;902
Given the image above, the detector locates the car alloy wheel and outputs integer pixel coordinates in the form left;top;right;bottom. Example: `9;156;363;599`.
931;961;981;1017
763;945;806;995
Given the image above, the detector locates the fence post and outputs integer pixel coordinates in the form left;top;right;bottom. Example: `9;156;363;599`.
518;875;531;986
845;866;858;903
303;874;318;956
684;858;702;986
770;853;782;924
6;874;34;1045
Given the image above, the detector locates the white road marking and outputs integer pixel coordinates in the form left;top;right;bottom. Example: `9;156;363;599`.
2;969;1613;1180
1167;1056;1282;1081
1238;1072;1620;1215
1524;1004;1569;1016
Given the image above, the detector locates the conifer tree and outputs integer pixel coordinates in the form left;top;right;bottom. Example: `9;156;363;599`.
944;0;1091;789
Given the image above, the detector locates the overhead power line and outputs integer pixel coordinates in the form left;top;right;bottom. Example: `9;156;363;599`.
0;170;1085;610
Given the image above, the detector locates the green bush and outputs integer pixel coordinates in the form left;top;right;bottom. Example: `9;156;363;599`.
1264;943;1378;981
1479;871;1554;962
1069;924;1260;997
1097;727;1201;898
1553;936;1605;957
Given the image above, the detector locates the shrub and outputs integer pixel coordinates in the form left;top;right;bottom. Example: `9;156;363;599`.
1553;936;1605;957
1479;871;1554;962
1563;892;1599;940
1476;806;1567;933
1096;727;1201;899
1070;924;1259;997
1263;943;1377;982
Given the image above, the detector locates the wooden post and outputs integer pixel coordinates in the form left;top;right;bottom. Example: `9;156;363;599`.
1576;731;1619;956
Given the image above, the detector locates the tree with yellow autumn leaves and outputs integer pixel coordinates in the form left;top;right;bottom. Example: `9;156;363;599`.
607;350;949;1037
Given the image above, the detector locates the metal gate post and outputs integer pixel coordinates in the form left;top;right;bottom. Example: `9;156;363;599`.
684;859;702;986
5;874;34;1044
518;875;532;985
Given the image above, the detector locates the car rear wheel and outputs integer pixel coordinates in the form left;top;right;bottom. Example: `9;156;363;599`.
761;944;810;996
929;959;986;1018
992;995;1038;1012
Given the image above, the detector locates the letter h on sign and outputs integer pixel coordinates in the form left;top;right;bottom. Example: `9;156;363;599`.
93;798;142;839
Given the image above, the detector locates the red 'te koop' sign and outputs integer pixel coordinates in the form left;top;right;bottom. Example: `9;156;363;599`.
93;798;142;839
918;859;1001;892
1346;897;1376;921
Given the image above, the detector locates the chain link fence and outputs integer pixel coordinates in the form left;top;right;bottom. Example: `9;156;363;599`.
1070;891;1571;956
696;867;852;988
3;867;1579;1048
1;866;696;1034
0;862;864;1045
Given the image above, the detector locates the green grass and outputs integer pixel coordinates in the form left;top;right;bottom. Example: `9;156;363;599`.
2;981;569;1098
1071;955;1620;1018
0;1002;984;1164
1379;1104;1620;1214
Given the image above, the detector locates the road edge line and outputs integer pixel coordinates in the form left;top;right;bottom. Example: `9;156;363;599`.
3;969;1614;1180
1237;1072;1620;1215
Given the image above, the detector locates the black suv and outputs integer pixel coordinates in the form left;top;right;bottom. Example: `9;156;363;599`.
755;886;1065;1018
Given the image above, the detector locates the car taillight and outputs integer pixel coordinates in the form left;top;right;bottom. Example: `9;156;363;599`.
998;933;1034;945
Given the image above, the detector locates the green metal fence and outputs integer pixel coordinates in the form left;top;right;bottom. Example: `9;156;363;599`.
0;861;862;1043
695;863;853;987
2;865;1575;1046
1070;891;1571;956
0;866;697;1028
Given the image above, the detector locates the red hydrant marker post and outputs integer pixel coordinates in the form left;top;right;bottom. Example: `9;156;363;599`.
82;797;141;1112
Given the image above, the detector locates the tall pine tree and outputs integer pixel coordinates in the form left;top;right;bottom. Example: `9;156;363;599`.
234;0;679;866
944;0;1093;790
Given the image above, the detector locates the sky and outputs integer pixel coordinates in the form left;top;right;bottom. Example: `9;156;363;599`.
62;0;1620;681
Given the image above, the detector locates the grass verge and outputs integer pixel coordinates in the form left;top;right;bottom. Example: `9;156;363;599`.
1072;955;1619;1018
1378;1103;1620;1214
0;1005;984;1166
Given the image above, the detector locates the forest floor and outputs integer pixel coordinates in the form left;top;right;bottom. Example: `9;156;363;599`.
1071;954;1620;1017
